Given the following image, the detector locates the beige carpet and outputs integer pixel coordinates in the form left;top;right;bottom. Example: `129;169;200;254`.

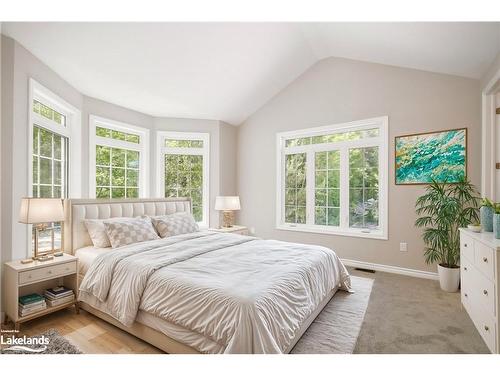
291;275;374;354
352;269;489;353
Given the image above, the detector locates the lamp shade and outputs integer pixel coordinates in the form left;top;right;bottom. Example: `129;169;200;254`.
19;198;64;224
214;196;241;211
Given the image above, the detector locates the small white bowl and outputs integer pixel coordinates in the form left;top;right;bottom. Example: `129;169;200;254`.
467;224;481;233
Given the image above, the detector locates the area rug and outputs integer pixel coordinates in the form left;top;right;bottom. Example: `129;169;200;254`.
291;275;374;354
1;329;82;354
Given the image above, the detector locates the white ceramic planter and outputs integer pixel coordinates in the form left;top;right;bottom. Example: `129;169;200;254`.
437;264;460;292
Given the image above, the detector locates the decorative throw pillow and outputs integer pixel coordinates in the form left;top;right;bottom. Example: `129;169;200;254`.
84;217;136;248
104;218;160;248
151;212;199;238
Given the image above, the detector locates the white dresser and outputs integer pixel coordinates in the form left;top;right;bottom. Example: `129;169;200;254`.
459;228;500;353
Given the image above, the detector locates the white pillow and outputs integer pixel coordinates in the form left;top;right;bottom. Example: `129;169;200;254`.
104;217;160;248
84;217;136;248
151;212;199;238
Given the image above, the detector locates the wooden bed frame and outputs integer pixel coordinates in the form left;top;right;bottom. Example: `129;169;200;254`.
64;198;339;354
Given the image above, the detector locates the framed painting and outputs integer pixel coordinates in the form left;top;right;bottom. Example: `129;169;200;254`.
395;128;467;185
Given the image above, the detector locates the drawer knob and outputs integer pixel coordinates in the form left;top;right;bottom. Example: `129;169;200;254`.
48;270;52;274
464;244;467;247
464;293;468;297
483;290;488;295
483;257;488;263
28;275;32;279
484;325;489;332
463;267;467;271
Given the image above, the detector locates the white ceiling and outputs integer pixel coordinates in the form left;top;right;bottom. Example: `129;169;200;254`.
3;22;500;125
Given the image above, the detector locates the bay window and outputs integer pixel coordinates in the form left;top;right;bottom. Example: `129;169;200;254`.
276;117;388;239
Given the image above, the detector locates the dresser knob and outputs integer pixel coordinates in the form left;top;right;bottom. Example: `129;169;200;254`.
464;244;467;247
463;267;467;271
464;293;468;297
48;270;52;274
484;325;489;332
483;257;488;263
28;275;32;279
483;290;488;295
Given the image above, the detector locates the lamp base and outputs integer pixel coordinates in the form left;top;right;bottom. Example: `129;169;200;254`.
221;211;234;228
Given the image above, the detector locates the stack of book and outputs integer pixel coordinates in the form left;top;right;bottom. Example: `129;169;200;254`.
18;293;47;317
44;286;75;307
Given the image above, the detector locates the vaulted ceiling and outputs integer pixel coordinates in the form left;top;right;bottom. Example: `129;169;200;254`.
3;22;499;124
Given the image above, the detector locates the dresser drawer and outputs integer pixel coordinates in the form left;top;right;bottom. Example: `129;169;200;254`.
474;240;495;281
473;307;497;353
18;261;77;285
470;265;496;316
461;257;473;306
460;232;474;262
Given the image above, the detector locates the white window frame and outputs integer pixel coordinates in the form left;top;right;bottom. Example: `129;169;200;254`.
89;115;150;198
28;78;82;198
156;131;210;228
276;116;388;240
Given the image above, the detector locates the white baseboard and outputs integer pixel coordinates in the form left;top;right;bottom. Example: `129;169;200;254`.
341;258;439;280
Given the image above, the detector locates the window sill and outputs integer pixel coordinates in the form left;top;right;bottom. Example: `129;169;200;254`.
276;224;388;240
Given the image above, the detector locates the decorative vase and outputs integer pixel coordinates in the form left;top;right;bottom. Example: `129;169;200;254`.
480;206;494;232
494;214;500;239
437;264;460;292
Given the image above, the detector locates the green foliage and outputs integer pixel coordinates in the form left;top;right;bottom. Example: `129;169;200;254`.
96;126;140;144
95;146;140;199
482;197;495;208
349;147;379;229
415;179;480;267
284;153;307;224
164;154;204;222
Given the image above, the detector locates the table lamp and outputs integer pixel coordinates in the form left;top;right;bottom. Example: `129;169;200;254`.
19;198;64;262
215;196;241;228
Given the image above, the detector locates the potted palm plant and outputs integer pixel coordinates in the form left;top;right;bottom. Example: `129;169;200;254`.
415;179;479;292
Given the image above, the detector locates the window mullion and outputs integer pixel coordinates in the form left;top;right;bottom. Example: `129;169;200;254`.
339;146;349;230
305;150;315;225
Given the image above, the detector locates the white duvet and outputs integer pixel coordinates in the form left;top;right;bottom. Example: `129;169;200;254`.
79;231;350;353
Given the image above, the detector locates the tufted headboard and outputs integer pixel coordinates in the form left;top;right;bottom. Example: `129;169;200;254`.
63;198;192;254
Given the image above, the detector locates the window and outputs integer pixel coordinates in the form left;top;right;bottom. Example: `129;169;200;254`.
29;79;81;253
32;125;68;198
89;116;149;198
157;131;210;227
276;117;388;239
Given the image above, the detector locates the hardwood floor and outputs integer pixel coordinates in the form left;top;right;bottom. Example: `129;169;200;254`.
1;307;163;354
2;269;488;354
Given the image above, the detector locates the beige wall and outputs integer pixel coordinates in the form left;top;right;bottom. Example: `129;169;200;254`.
1;35;83;263
219;122;237;196
0;35;238;268
237;57;481;273
481;51;500;91
81;96;155;198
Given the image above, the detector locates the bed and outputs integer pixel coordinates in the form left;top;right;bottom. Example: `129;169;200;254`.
64;198;351;354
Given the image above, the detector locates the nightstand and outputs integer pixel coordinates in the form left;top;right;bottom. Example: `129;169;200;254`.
4;254;79;331
209;225;249;235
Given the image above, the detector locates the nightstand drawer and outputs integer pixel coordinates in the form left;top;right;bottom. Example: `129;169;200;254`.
19;261;77;285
